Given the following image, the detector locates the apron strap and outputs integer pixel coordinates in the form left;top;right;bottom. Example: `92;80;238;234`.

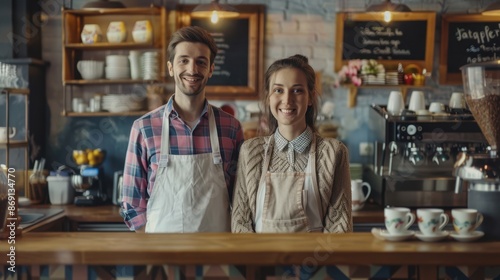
159;108;171;166
309;134;324;221
208;106;222;165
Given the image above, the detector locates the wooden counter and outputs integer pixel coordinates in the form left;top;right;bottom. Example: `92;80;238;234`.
2;232;500;280
8;205;500;279
3;232;499;266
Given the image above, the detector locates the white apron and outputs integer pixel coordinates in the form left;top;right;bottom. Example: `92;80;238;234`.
255;134;323;233
145;105;230;233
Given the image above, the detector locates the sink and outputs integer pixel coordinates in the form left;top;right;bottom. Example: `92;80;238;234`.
19;213;45;225
17;208;64;228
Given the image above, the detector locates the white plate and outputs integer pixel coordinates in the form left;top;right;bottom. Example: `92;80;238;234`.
377;229;415;241
415;231;449;242
450;231;484;242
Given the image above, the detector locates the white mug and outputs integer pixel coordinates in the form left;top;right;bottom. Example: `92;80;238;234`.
0;127;16;142
351;179;371;211
384;207;415;235
449;92;465;109
452;208;483;235
408;91;426;112
387;91;405;116
429;102;445;113
417;208;449;236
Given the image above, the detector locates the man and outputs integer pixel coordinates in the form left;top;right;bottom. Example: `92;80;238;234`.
121;26;244;233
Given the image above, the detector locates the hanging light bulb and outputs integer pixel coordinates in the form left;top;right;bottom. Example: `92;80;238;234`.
383;11;392;22
192;0;240;24
211;10;219;24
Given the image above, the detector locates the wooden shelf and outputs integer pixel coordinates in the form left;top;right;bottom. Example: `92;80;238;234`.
64;79;161;85
63;7;163;16
63;111;148;117
1;88;30;95
0;140;28;148
65;42;159;50
62;6;167;117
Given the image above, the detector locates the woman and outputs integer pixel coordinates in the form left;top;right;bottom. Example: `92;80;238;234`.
232;54;352;233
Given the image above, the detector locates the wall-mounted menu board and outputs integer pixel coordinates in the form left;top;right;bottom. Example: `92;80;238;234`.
439;14;500;85
178;5;265;100
335;12;436;72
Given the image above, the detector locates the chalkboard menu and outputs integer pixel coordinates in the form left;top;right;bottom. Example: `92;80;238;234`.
335;12;436;72
440;15;500;85
179;4;265;100
191;19;249;87
342;20;427;61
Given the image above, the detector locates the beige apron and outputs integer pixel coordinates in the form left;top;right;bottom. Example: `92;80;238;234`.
145;105;230;233
255;134;323;233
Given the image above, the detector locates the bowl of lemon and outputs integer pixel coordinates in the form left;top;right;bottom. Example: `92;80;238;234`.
72;149;105;167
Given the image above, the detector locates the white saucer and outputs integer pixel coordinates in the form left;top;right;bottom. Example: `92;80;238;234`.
378;230;415;241
415;231;449;242
450;231;484;242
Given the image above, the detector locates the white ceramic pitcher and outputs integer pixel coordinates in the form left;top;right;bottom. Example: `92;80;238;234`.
351;179;371;211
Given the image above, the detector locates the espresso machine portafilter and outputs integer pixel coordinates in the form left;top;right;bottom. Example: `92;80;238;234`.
455;60;500;240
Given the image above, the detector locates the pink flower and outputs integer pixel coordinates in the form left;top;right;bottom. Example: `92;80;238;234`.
335;60;363;86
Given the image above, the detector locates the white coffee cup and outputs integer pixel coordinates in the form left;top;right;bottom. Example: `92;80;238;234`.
351;179;371;211
0;127;16;142
408;91;426;112
449;92;465;109
429;102;445;113
77;60;104;80
452;208;483;235
417;208;449;236
384;207;415;235
387;91;405;116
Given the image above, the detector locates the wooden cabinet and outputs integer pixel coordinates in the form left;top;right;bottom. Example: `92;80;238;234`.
62;7;167;117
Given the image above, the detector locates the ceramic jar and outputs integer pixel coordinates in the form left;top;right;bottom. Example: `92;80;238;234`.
81;24;103;44
132;20;153;43
107;21;127;43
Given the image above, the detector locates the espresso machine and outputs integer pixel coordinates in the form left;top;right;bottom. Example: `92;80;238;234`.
454;60;500;239
366;103;488;208
71;165;107;206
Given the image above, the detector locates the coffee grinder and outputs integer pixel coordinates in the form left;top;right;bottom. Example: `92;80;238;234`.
455;60;500;239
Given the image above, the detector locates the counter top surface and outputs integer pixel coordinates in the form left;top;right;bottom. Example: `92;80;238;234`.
2;232;500;266
21;203;384;225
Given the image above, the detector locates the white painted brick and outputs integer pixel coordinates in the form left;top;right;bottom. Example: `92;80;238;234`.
316;32;335;45
288;14;324;22
281;20;298;33
266;33;317;45
266;21;281;33
266;12;285;23
265;45;284;58
308;58;328;71
298;21;329;33
284;46;312;58
313;47;332;59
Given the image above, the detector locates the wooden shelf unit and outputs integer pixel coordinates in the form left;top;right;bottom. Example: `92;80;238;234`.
61;6;167;117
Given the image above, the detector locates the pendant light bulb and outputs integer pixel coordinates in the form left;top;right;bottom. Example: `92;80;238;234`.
211;10;219;23
383;11;392;22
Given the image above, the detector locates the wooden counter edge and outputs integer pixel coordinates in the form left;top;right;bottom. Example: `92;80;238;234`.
3;232;500;266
